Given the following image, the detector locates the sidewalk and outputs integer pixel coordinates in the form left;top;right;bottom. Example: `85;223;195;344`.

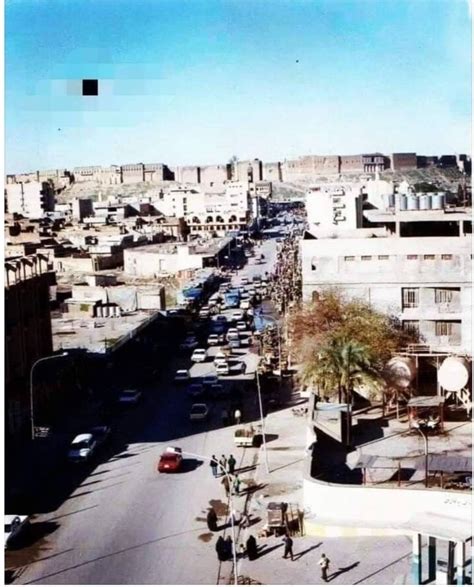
232;404;414;585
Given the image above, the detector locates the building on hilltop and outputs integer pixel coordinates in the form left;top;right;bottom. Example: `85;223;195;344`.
390;153;418;170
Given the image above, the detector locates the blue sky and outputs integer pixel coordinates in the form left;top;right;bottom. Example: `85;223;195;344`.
5;0;472;173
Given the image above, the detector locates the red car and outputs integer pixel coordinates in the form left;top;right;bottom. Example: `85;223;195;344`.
157;447;183;473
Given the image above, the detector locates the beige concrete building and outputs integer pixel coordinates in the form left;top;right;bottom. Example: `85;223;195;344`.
6;181;55;219
174;166;201;184
301;196;472;354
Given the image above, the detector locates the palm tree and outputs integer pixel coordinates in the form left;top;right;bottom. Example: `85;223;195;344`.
302;337;382;445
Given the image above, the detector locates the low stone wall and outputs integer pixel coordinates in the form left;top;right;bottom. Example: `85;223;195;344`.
302;439;471;528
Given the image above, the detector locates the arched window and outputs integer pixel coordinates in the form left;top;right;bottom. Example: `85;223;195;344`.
206;216;213;223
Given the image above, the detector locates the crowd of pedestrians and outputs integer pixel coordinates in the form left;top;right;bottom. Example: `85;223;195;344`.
267;232;302;314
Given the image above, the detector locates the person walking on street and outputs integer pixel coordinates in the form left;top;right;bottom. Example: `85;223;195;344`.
234;408;242;425
224;536;234;561
216;536;226;562
319;553;330;582
206;507;218;532
210;455;218;477
282;533;294;561
246;534;258;560
219;455;227;475
228;454;237;475
233;474;241;496
221;474;230;497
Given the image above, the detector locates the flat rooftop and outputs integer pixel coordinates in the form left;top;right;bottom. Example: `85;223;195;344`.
364;206;472;223
128;236;233;257
52;310;160;354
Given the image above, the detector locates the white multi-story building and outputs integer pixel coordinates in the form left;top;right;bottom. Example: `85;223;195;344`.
305;182;364;233
5;181;55;219
301;186;472;355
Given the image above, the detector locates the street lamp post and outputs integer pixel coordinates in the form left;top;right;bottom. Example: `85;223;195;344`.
413;421;429;488
30;352;68;441
255;367;270;474
179;450;238;585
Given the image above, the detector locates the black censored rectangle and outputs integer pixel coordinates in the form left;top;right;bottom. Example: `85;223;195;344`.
82;79;98;96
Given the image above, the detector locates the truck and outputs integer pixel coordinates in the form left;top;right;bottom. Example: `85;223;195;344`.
224;289;240;308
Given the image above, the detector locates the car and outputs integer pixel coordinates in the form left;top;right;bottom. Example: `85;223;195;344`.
5;515;30;549
236;321;247;332
207;334;222;346
68;433;97;462
210;322;226;335
203;374;219;387
191;348;207;362
216;362;230;376
199;307;211;318
180;337;199;351
158;447;183;473
117;389;142;406
228;338;241;349
90;425;111;447
241;277;249;285
226;328;239;342
213;314;227;323
232;310;245;321
189;403;210;421
187;383;205;398
252;275;262;283
174;369;191;383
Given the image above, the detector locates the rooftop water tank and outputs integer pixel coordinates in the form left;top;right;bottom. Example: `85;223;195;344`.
399;195;408;211
384;357;417;389
419;195;431;210
407;195;420;210
438;356;471;392
431;193;445;210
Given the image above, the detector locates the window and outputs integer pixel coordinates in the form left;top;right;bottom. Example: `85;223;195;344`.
402;288;419;308
344;256;355;261
403;321;419;334
423;255;436;260
361;256;372;261
435;289;453;304
407;255;418;260
378;255;389;260
435;322;453;337
441;254;453;260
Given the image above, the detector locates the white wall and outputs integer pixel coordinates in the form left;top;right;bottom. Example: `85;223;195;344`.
303;472;471;527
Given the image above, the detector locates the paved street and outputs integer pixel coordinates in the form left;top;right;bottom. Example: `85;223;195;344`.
7;237;280;585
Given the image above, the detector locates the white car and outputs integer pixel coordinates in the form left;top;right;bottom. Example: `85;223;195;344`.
236;321;247;332
191;348;207;363
216;361;230;376
118;389;142;406
189;403;210;421
240;300;250;310
207;334;221;346
68;433;97;462
228;338;241;349
232;310;245;321
5;515;30;549
226;328;239;342
174;369;191;383
241;277;249;285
